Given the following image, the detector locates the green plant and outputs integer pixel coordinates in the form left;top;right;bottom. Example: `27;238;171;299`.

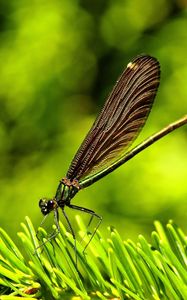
0;216;186;299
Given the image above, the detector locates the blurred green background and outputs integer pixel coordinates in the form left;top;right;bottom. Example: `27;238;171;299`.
0;0;187;243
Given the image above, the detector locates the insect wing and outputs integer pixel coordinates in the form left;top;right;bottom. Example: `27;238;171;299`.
66;55;160;183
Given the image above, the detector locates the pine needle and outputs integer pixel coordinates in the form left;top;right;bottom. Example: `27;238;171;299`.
0;216;186;299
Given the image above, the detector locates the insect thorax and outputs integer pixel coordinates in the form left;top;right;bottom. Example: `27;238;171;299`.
57;177;80;205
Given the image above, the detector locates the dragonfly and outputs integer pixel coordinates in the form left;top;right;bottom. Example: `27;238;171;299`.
39;55;187;255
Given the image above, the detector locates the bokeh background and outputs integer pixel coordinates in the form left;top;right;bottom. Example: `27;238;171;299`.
0;0;187;244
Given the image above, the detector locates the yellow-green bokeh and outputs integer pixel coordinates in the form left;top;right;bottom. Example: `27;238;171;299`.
0;0;187;242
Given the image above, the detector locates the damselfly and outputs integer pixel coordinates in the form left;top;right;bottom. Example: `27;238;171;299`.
39;55;187;256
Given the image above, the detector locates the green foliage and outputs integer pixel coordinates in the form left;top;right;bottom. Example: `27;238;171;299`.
0;0;187;240
0;216;186;299
0;3;187;298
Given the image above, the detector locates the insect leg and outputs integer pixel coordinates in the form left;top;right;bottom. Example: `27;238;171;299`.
61;209;78;267
35;209;60;253
67;204;102;253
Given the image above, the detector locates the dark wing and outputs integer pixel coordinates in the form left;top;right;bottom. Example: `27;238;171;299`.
66;55;160;183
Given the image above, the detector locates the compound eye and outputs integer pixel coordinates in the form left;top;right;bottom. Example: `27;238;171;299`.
47;200;55;210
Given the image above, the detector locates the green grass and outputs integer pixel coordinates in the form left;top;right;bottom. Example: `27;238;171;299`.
0;216;186;299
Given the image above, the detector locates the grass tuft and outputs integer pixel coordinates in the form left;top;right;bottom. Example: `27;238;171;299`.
0;217;186;299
